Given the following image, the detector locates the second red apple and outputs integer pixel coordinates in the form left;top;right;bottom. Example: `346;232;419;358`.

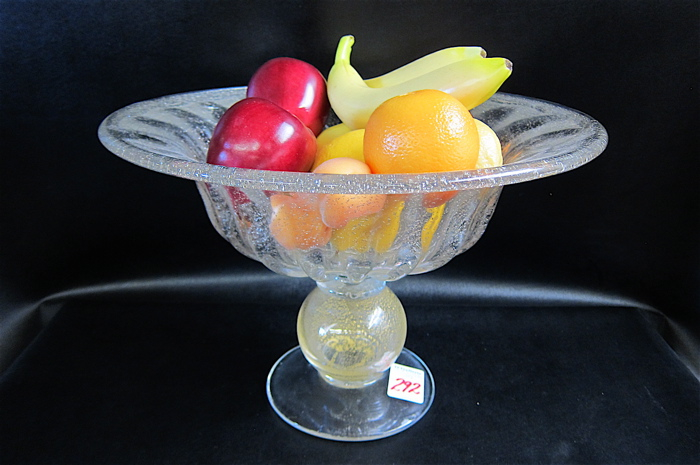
246;57;330;136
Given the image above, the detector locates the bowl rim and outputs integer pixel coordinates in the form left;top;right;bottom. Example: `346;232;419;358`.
98;86;608;194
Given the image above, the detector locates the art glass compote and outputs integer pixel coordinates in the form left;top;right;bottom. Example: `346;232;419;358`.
98;86;607;441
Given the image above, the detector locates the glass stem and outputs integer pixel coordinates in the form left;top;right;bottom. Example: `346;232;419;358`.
297;279;407;388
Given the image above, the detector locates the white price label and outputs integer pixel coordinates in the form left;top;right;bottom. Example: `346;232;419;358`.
386;363;425;404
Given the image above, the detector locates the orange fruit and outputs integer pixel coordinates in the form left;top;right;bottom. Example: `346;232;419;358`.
311;128;365;170
421;118;503;208
364;89;480;175
422;190;457;209
313;157;386;228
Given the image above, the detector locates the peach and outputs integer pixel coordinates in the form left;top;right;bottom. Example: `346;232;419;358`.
313;158;387;229
269;193;331;250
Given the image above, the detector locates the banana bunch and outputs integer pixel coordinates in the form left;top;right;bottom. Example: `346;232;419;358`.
327;35;512;130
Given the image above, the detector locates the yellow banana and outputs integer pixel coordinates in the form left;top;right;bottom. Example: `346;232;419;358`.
364;46;486;88
327;35;512;130
329;195;404;253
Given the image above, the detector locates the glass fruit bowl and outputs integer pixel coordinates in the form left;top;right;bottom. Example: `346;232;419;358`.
98;86;608;441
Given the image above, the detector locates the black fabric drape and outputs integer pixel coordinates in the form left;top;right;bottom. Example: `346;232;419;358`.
1;1;698;463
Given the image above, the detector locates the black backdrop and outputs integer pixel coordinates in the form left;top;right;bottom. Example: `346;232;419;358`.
1;1;698;464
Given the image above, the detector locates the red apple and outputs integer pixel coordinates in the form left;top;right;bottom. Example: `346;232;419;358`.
246;57;330;135
207;97;316;172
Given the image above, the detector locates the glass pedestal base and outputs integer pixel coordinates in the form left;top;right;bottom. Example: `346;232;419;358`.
266;346;435;441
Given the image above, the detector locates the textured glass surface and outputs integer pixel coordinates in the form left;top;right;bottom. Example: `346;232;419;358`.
98;87;608;282
98;87;608;193
297;282;407;388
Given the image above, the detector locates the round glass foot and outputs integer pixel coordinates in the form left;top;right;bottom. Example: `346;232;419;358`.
266;346;435;441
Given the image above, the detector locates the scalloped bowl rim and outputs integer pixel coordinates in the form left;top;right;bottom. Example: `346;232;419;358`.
98;86;608;194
